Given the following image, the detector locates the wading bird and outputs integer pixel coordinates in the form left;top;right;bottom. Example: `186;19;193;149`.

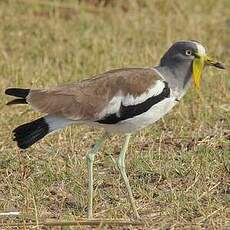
5;40;224;219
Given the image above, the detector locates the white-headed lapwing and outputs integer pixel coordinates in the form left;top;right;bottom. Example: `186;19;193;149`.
5;40;224;219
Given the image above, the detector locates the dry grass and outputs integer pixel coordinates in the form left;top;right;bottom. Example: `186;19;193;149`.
0;0;229;229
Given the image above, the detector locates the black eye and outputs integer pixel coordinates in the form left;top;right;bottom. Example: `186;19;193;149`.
185;50;192;56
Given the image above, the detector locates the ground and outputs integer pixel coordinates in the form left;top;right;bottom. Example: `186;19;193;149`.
0;0;229;229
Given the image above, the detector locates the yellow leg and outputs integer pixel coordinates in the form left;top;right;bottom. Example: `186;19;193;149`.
86;134;107;219
117;134;140;219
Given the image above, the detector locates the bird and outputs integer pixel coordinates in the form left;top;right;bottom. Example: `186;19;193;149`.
5;40;224;219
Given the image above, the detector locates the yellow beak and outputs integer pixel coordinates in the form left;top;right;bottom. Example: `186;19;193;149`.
192;53;225;89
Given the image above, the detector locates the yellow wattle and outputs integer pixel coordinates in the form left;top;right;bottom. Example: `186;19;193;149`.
192;57;205;89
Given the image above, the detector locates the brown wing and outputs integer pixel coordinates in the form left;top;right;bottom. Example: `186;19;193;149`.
27;68;161;120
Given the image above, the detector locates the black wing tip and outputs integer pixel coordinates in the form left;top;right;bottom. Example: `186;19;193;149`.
5;88;12;95
6;98;27;105
5;88;30;98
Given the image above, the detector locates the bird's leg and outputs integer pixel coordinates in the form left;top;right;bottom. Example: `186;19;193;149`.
117;134;140;219
86;134;107;219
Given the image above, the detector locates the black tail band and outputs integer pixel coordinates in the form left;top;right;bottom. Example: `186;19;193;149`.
13;117;49;149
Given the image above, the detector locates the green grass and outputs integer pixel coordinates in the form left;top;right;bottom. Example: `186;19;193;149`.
0;0;229;228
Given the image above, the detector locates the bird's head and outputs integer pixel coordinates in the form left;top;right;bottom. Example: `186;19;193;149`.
160;40;225;89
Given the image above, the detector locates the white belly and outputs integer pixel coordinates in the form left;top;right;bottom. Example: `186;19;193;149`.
99;97;177;133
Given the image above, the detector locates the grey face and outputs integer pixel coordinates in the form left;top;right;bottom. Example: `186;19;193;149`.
160;41;200;66
157;40;224;90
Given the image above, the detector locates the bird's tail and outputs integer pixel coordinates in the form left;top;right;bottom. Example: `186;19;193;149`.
5;88;30;105
13;116;74;149
13;117;49;149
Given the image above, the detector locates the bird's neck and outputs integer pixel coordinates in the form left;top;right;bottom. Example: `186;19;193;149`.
154;62;193;97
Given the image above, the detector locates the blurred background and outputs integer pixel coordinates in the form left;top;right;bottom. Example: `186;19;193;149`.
0;0;229;228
